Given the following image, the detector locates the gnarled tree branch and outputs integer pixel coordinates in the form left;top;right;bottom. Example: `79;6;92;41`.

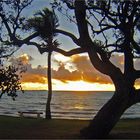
25;41;86;56
74;0;123;87
22;32;39;43
53;47;86;56
0;13;13;40
54;29;80;45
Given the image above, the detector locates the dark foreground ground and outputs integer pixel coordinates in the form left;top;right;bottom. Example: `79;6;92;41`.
0;116;140;139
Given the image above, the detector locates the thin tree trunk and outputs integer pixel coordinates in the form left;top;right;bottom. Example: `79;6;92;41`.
45;51;52;119
80;92;132;138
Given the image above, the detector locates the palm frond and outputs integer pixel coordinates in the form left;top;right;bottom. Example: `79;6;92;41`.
25;8;59;40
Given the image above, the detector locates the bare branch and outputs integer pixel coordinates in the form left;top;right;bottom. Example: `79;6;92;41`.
25;41;86;56
25;41;44;54
0;13;13;40
54;29;80;45
64;1;75;9
53;47;86;56
131;39;140;54
0;49;18;58
22;32;39;43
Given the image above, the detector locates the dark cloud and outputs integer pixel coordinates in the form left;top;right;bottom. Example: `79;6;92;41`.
10;54;33;65
26;65;47;76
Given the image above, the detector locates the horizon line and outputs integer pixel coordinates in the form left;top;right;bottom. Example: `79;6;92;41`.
22;90;115;92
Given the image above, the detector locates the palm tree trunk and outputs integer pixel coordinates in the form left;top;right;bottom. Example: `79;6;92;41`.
45;51;52;119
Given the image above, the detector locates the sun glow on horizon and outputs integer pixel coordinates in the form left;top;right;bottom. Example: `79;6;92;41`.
19;53;140;92
21;80;115;91
21;82;48;90
52;80;115;91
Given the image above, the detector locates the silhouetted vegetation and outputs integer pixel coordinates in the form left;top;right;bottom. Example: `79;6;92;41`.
0;66;24;100
1;0;140;138
0;0;32;99
26;8;60;119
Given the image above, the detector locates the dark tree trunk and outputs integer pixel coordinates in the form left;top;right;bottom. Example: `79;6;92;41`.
45;51;52;119
80;91;133;139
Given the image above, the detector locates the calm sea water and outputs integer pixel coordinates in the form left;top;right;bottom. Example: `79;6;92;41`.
0;91;140;120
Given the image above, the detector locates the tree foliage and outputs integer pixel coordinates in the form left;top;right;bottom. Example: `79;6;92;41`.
0;0;31;99
0;65;24;100
25;8;59;40
0;0;33;57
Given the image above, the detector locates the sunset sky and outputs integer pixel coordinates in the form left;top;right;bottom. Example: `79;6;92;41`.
10;52;140;91
7;0;140;91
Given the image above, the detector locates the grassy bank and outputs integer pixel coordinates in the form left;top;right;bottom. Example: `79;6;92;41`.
0;116;140;139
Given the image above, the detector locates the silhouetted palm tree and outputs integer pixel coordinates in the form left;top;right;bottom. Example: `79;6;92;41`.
26;8;59;119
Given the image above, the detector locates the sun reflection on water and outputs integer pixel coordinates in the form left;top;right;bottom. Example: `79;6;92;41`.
74;104;85;110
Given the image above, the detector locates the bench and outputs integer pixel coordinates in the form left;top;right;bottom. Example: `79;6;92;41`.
18;111;43;118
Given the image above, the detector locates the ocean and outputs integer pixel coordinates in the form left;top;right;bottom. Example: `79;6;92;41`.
0;91;140;120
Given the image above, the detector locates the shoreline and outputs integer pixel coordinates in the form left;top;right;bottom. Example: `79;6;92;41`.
2;114;140;121
1;114;140;120
0;115;140;139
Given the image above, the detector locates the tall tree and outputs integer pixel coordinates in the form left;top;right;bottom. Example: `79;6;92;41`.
26;8;59;119
50;0;140;138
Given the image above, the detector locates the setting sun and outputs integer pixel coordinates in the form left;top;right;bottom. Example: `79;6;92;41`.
21;80;115;91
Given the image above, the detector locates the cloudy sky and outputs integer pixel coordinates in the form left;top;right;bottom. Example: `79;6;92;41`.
10;52;140;91
7;0;140;91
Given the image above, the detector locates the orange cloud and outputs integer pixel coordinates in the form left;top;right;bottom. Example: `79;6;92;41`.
52;64;81;82
21;73;47;84
20;64;48;84
70;55;112;84
18;54;112;85
10;53;140;89
19;54;33;64
10;54;47;84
